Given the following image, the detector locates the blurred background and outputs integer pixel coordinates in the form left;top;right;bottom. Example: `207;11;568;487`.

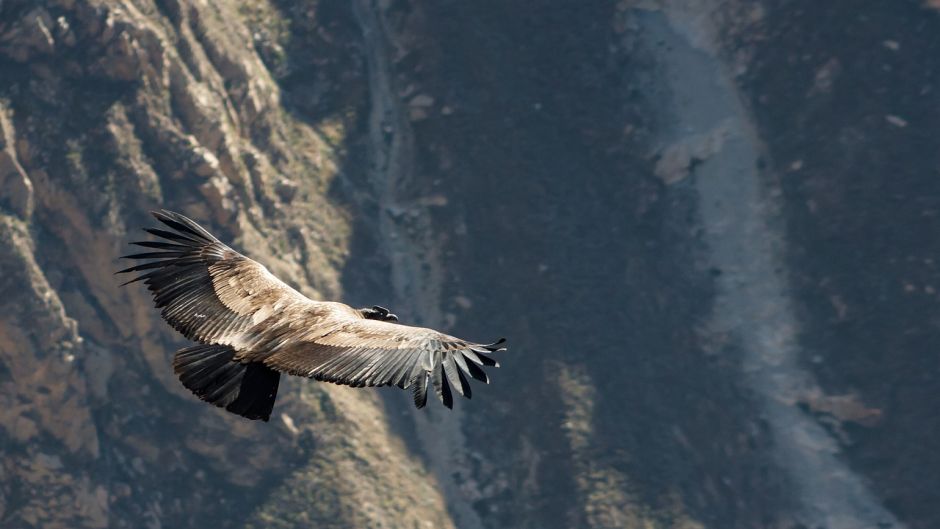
0;1;938;528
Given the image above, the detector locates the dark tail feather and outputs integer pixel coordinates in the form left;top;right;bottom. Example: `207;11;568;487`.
173;344;280;421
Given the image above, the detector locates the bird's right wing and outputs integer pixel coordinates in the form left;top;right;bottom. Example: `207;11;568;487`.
258;317;507;409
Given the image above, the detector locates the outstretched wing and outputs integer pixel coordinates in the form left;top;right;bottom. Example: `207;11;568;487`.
118;210;313;346
257;318;506;408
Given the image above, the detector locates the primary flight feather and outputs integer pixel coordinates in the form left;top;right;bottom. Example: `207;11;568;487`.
119;210;506;421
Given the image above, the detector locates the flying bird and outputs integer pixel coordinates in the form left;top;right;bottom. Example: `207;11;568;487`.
119;210;506;421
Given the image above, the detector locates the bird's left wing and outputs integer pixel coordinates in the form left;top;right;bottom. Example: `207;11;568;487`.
118;210;312;347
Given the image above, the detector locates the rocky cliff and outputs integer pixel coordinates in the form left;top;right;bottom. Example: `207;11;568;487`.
0;1;938;528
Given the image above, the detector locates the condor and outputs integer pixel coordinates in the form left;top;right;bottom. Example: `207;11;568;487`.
119;210;506;421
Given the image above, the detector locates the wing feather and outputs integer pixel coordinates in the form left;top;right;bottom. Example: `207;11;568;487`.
461;354;490;384
456;369;472;399
442;355;464;397
451;350;471;374
413;372;429;408
431;359;453;409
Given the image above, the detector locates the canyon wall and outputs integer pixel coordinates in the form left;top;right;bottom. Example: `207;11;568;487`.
1;1;937;528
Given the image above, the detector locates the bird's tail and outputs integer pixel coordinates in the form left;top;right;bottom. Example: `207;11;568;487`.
173;344;280;421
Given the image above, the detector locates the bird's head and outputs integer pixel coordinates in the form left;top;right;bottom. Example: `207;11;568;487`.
360;305;399;322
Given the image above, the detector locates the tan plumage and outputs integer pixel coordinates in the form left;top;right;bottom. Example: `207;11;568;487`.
119;210;506;421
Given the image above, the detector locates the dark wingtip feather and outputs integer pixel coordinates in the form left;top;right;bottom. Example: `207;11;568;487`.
154;209;218;242
130;240;189;250
441;355;466;398
412;373;429;408
468;360;490;384
120;251;184;260
440;377;453;409
153;211;204;241
115;261;169;274
431;364;453;409
484;338;508;351
467;350;499;368
457;369;472;399
144;227;199;244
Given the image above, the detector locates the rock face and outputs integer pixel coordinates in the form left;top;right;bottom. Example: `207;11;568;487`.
0;2;451;528
0;1;938;528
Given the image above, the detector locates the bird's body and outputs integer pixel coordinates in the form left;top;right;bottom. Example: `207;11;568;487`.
119;210;506;421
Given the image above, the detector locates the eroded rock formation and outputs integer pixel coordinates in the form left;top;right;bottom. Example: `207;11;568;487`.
2;1;938;528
